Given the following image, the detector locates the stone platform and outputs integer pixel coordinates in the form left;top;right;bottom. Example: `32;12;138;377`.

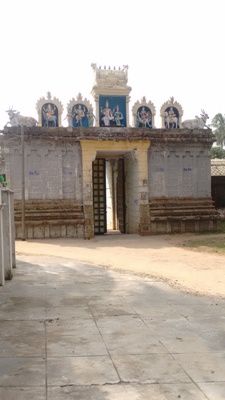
0;248;224;399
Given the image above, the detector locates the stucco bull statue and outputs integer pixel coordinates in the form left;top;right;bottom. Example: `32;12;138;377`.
5;108;37;127
182;110;209;129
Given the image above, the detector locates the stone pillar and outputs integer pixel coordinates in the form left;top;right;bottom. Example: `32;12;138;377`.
80;141;97;239
2;189;13;280
9;190;16;268
0;190;4;285
93;95;100;127
126;95;130;127
135;142;151;235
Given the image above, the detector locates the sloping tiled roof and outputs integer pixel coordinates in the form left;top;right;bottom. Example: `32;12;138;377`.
211;159;225;176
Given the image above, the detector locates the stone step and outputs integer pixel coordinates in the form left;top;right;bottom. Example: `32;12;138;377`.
150;215;217;222
149;208;217;216
15;219;85;226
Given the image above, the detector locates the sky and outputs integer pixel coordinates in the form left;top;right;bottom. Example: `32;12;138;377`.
0;0;225;129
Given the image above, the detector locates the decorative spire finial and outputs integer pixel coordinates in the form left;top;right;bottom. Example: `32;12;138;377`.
77;93;83;101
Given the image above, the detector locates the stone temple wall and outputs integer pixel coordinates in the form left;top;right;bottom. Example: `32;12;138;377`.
148;145;211;198
144;130;217;234
1;127;218;238
4;138;82;202
2;129;84;239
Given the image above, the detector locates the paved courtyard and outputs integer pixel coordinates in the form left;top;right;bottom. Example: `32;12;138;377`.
0;249;225;399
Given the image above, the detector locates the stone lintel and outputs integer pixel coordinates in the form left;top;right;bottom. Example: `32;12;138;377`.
1;127;215;145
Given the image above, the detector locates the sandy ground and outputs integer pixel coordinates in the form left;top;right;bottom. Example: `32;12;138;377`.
16;233;225;299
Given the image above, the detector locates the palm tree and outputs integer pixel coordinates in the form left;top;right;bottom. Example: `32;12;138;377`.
211;113;225;149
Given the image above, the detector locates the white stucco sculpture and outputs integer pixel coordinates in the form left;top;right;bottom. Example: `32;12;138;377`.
6;108;37;127
36;92;63;127
160;97;183;129
182;110;209;129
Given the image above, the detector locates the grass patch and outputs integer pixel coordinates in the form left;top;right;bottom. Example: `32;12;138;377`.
217;220;225;233
185;235;225;254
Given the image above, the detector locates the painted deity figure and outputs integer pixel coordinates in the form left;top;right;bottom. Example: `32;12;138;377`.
100;101;114;127
164;107;179;129
42;103;58;127
72;104;89;127
113;105;124;127
136;106;152;128
87;110;95;127
66;112;73;127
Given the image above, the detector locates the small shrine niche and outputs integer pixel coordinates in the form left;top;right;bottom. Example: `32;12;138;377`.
132;97;156;128
36;92;63;127
99;97;126;127
91;63;132;127
160;97;183;129
67;94;94;128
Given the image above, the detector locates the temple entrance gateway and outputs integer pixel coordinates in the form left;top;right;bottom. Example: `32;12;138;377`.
80;139;150;238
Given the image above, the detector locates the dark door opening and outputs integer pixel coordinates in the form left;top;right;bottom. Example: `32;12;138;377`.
212;176;225;208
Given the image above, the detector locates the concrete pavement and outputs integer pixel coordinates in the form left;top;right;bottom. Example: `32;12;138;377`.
0;252;225;399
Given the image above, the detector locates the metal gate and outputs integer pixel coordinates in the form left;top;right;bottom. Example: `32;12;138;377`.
92;158;106;234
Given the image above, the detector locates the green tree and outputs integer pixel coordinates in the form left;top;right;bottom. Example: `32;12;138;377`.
210;146;225;159
211;113;225;148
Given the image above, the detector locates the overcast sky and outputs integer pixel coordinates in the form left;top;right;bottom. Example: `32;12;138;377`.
0;0;224;128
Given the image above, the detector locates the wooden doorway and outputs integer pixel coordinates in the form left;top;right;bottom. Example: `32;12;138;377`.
92;158;106;235
92;157;126;235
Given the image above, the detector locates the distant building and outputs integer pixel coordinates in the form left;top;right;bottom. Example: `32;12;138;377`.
211;159;225;208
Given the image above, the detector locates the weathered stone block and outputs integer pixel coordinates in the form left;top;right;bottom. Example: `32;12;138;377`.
61;225;66;237
27;226;34;239
184;221;195;233
77;224;84;238
16;226;22;239
157;221;168;233
199;220;210;232
171;222;181;233
50;225;61;238
44;225;50;238
66;225;75;238
33;226;45;239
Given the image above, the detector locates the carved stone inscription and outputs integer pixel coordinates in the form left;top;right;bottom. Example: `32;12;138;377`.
182;152;193;196
27;150;42;199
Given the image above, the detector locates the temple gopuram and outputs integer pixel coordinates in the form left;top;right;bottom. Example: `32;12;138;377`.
0;64;217;239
